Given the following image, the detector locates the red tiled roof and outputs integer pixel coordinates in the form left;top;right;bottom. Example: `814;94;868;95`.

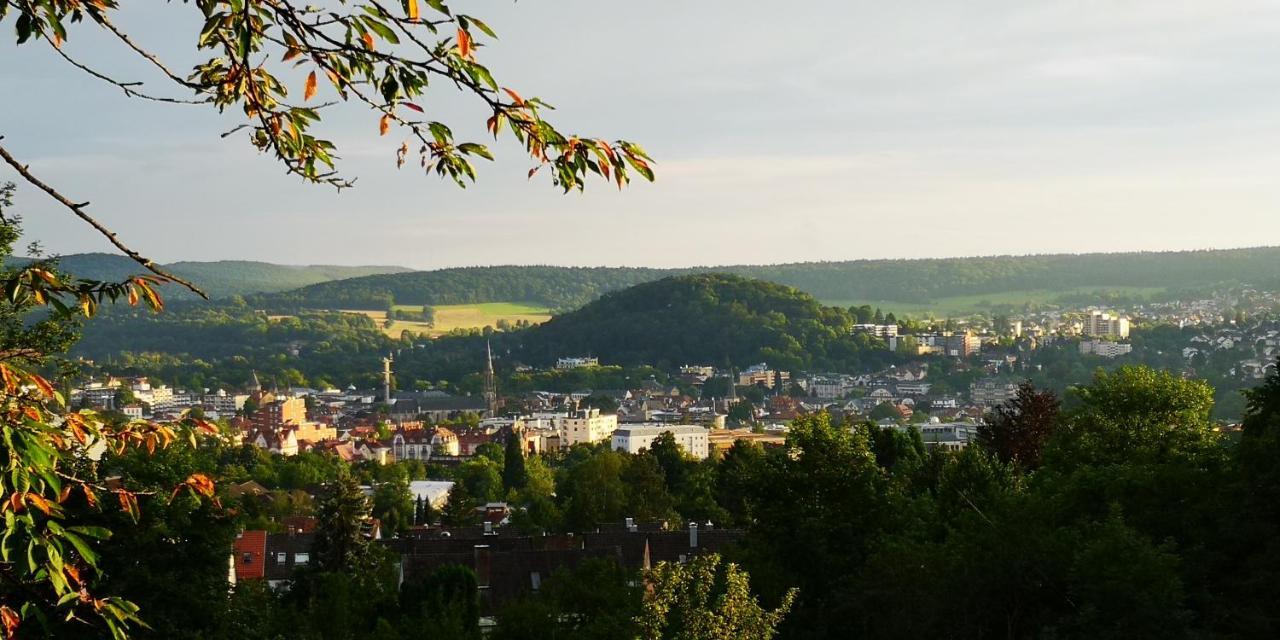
233;530;267;580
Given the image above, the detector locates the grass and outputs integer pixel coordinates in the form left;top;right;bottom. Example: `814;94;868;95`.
822;286;1167;318
341;302;552;338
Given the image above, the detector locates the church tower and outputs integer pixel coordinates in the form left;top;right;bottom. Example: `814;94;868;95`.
483;341;499;416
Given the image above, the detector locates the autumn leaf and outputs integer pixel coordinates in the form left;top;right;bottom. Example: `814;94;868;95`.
361;31;375;50
380;114;391;136
0;605;19;638
28;373;55;399
456;28;472;59
502;87;526;107
406;0;419;21
304;70;318;101
25;492;53;516
184;473;216;498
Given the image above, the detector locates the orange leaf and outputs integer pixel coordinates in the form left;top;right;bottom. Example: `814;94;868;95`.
361;31;375;50
82;484;97;508
0;364;18;393
456;28;472;59
185;473;216;498
304;70;318;101
502;87;526;107
25;493;53;516
406;0;419;20
28;374;55;399
0;605;19;638
64;564;82;587
379;114;391;136
282;47;302;62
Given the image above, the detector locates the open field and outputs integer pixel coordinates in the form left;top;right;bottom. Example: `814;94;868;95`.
342;302;552;338
822;286;1168;318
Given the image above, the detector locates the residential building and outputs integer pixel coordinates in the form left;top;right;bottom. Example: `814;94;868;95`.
556;356;599;369
737;363;790;388
970;378;1019;406
852;324;899;338
1079;339;1133;358
612;424;710;459
560;408;618;446
1083;312;1130;338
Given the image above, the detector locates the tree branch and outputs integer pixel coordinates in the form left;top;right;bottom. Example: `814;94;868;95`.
0;139;208;299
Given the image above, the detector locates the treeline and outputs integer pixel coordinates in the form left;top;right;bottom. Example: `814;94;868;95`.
244;247;1280;312
71;303;397;390
251;265;671;311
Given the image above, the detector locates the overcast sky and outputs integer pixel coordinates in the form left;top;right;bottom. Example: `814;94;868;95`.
3;1;1280;268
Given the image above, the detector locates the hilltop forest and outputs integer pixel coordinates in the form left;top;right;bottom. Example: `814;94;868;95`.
28;246;1280;313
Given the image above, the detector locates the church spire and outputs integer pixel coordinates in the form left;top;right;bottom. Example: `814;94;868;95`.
483;341;498;416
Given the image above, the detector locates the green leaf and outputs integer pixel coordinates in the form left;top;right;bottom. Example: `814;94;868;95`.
457;143;493;160
68;525;112;540
361;16;400;44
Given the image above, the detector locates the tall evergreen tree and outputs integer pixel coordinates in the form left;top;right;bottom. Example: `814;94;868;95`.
503;432;528;492
313;467;373;571
442;481;480;527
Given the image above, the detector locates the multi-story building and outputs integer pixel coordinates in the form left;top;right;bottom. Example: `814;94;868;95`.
204;390;249;415
1079;339;1133;358
611;424;710;460
852;324;899;338
560;408;618;446
556;356;599;370
970;378;1019;406
1083;312;1130;338
737;363;790;388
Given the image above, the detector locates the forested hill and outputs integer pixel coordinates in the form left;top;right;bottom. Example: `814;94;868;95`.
10;253;411;299
496;274;894;371
252;265;671;311
251;246;1280;311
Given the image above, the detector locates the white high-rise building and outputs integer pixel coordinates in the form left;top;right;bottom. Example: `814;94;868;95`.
1083;312;1130;338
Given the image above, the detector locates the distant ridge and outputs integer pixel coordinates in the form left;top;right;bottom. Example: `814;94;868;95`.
7;253;412;299
250;246;1280;311
16;246;1280;310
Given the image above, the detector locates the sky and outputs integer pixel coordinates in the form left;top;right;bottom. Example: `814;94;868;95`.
2;1;1280;269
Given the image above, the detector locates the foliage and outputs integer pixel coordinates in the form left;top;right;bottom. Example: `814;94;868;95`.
311;467;373;571
636;553;795;640
977;381;1061;469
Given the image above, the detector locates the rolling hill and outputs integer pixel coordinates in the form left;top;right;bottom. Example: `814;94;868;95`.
496;274;894;371
251;246;1280;313
9;253;412;299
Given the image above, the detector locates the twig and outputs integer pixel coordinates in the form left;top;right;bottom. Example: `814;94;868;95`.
0;138;207;299
45;41;210;106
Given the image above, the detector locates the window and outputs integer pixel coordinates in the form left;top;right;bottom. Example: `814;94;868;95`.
294;553;309;565
530;572;541;592
241;552;252;565
277;552;286;564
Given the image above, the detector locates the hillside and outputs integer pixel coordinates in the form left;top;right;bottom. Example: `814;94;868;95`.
497;274;893;371
252;265;670;311
250;246;1280;313
10;253;411;299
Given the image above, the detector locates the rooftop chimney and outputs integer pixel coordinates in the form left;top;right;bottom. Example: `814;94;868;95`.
688;521;699;549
